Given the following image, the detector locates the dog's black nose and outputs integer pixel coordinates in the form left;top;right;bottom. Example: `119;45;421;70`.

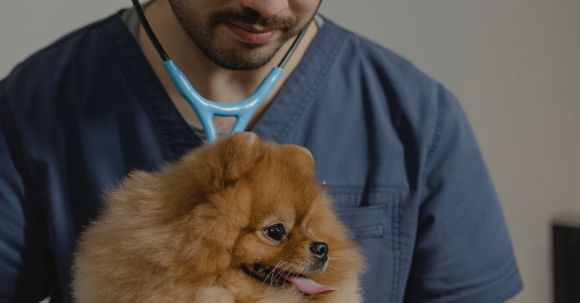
310;242;328;260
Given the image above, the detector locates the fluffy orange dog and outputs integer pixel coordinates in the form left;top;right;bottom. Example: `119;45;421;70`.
73;132;364;303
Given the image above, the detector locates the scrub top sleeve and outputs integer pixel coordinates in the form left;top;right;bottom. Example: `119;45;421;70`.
0;82;52;302
405;86;523;303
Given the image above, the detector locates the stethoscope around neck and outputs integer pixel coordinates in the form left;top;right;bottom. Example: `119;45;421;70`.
130;0;323;143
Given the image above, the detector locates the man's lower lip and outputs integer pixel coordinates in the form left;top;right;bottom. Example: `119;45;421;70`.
226;23;276;44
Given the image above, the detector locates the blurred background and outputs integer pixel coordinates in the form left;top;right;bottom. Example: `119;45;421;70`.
1;1;579;302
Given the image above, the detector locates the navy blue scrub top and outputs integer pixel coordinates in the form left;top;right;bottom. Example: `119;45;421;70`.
0;11;522;303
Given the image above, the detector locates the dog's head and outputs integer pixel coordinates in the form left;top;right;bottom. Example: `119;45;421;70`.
134;133;361;295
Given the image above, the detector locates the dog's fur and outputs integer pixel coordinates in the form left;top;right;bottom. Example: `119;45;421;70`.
72;132;364;303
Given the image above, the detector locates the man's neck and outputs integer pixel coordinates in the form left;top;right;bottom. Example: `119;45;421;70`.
137;0;319;131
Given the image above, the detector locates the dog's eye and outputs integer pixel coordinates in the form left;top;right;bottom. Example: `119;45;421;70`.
264;224;285;242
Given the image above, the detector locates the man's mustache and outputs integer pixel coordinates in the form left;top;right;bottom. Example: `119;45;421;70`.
209;7;297;32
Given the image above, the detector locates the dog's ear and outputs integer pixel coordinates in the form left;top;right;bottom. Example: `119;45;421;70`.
282;145;316;177
216;132;263;182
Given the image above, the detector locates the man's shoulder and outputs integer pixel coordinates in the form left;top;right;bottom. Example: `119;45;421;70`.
0;10;130;138
2;11;123;94
324;18;436;85
322;18;457;132
0;11;127;120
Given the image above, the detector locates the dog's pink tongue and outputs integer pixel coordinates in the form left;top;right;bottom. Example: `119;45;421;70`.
286;276;338;295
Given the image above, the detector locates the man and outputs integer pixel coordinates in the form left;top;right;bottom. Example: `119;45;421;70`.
0;0;523;302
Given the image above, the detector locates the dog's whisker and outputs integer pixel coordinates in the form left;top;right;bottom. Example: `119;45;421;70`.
274;262;287;277
263;267;275;287
267;261;285;287
302;265;309;275
280;262;295;284
288;264;300;279
293;264;307;279
291;266;303;280
273;262;291;284
260;275;268;288
272;265;284;284
255;266;268;274
261;262;278;288
283;263;296;279
247;264;272;290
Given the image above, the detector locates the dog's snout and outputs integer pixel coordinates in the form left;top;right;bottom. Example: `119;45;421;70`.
310;242;328;260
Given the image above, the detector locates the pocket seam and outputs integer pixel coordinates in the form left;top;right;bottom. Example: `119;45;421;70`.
349;223;385;239
336;205;389;239
326;187;401;207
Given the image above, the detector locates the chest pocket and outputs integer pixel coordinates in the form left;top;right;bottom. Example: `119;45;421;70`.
327;186;402;303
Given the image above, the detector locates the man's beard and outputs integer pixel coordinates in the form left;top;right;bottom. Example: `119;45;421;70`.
169;2;299;70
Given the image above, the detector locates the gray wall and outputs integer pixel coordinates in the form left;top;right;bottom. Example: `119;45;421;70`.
2;1;580;302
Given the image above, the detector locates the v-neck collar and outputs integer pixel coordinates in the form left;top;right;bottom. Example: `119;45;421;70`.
250;17;346;144
99;11;346;160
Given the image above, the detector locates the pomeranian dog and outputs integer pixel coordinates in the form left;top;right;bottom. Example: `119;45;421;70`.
72;132;364;303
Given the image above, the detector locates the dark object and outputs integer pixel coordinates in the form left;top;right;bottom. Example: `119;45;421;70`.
553;217;580;303
310;241;329;259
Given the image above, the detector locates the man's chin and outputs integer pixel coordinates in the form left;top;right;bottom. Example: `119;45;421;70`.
201;44;284;70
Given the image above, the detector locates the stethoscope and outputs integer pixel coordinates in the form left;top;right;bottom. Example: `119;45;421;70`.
131;0;323;143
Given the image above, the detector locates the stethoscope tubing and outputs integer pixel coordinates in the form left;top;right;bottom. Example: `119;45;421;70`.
131;0;322;142
164;61;284;141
